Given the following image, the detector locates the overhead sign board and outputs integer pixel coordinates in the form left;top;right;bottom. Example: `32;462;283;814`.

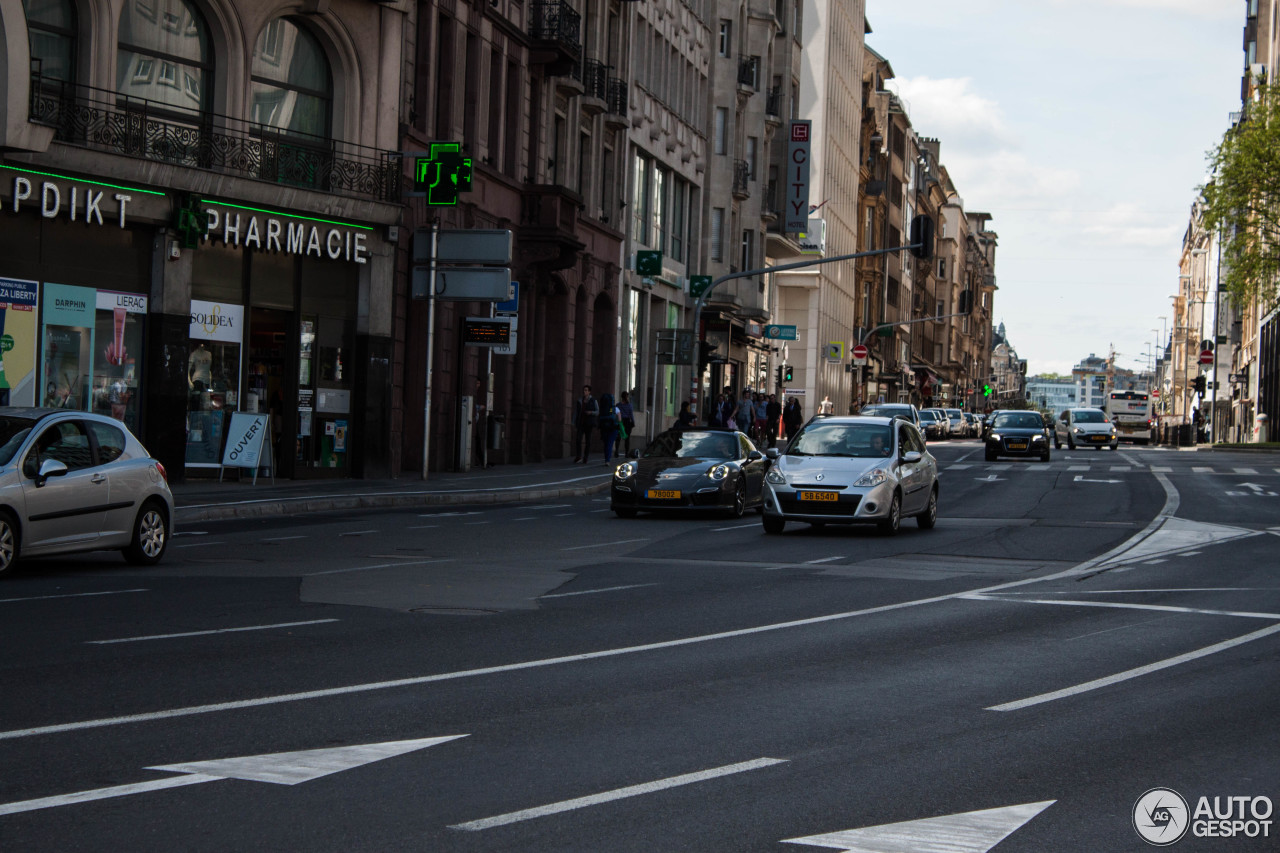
764;324;798;340
430;267;512;301
432;229;513;264
785;121;812;233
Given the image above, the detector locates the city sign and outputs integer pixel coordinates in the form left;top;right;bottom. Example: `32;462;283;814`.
763;324;798;340
785;121;812;232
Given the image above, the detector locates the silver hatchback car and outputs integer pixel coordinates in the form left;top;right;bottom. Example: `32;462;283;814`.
762;416;939;535
0;408;173;576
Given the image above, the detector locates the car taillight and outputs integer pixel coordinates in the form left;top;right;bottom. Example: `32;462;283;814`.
155;461;168;483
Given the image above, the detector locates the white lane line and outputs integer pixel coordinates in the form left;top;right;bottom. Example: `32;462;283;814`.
88;619;340;645
511;518;536;522
263;535;307;542
1150;466;1172;473
1065;616;1171;642
1142;559;1168;565
539;584;658;599
712;523;759;532
562;538;648;551
988;623;1280;712
1068;465;1088;471
1110;466;1131;472
449;758;788;831
1193;466;1214;473
177;541;225;549
418;511;481;518
997;588;1264;595
1177;551;1201;558
591;509;611;513
805;556;844;564
962;593;1280;620
1235;467;1259;475
988;464;1011;471
0;589;148;605
305;558;454;577
948;464;973;470
339;530;378;537
0;774;217;816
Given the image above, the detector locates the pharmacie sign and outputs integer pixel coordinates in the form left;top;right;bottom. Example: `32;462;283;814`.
202;203;372;264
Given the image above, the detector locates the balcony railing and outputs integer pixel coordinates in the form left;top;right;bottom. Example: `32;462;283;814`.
765;87;782;118
606;77;628;116
738;57;759;90
28;75;399;202
581;58;608;101
530;0;582;55
732;160;750;198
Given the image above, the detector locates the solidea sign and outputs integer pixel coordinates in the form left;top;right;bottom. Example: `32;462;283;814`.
785;121;812;233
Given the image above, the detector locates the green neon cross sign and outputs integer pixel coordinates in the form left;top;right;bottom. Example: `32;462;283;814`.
414;143;473;206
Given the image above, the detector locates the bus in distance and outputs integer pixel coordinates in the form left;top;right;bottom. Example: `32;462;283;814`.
1105;390;1153;445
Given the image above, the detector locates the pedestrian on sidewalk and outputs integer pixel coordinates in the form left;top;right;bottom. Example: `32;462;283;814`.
766;393;782;447
572;385;599;463
735;390;754;436
753;393;769;440
618;391;636;455
783;396;803;439
676;400;697;429
599;392;620;464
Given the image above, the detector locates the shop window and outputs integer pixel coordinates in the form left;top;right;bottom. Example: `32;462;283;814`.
116;0;212;117
24;0;77;83
251;18;332;140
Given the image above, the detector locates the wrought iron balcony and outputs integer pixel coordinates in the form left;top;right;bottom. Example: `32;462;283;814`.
581;58;608;101
27;75;398;202
606;78;628;116
529;0;582;74
733;160;750;198
765;87;782;118
738;57;759;90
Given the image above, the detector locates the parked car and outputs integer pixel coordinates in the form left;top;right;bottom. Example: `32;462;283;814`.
963;412;982;437
985;410;1052;462
857;403;921;429
917;409;948;441
924;408;952;439
611;428;767;518
0;408;173;576
1054;407;1119;450
761;416;938;536
945;408;966;437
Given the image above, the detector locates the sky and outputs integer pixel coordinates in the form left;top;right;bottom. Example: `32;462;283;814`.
863;0;1243;377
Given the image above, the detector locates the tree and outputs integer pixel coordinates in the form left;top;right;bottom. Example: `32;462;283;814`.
1201;81;1280;311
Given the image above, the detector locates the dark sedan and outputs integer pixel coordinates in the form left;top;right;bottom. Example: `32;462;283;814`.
984;410;1052;462
611;428;767;518
917;409;948;441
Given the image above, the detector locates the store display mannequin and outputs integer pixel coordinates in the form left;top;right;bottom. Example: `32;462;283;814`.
189;343;213;388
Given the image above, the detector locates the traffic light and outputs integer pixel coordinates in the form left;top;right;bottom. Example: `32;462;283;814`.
908;214;935;260
784;365;793;382
1193;375;1206;395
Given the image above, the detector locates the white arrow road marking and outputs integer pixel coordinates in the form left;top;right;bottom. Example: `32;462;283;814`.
1073;474;1120;484
782;800;1056;852
88;619;340;645
974;475;1005;482
0;736;466;817
1233;482;1278;496
988;623;1280;712
450;758;787;831
1094;517;1259;567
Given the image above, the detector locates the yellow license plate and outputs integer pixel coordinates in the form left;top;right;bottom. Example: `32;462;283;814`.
647;489;681;499
1008;442;1027;450
1090;435;1106;442
798;491;838;502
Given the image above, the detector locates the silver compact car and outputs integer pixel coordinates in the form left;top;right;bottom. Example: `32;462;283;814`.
1053;407;1119;451
0;408;174;576
762;416;938;535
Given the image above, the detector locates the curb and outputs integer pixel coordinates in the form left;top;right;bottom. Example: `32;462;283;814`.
175;480;613;523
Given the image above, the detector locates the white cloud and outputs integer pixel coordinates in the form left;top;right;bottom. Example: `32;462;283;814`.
1080;202;1184;248
890;77;1012;149
1061;0;1238;19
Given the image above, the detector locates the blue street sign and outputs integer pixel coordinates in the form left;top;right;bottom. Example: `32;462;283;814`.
763;324;798;340
496;282;519;315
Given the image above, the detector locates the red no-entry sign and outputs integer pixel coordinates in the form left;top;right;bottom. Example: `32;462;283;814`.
852;344;869;360
1199;349;1214;365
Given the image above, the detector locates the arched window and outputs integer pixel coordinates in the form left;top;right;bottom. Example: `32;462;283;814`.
251;19;331;140
116;0;211;115
24;0;77;83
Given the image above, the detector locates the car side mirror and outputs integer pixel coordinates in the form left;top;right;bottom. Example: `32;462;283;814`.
747;450;764;461
901;450;923;463
765;447;780;461
35;457;68;487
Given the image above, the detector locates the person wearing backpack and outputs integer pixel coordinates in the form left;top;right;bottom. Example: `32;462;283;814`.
572;385;599;463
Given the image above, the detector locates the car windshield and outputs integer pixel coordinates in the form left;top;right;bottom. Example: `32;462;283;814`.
993;413;1046;429
787;422;893;457
947;410;962;418
0;417;35;466
644;431;739;459
861;406;908;418
1074;410;1108;423
918;411;939;422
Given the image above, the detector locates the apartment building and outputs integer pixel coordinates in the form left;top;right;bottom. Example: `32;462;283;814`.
5;0;404;480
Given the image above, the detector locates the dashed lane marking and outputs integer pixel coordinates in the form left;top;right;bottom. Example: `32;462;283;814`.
539;584;658;599
88;619;340;645
0;589;148;605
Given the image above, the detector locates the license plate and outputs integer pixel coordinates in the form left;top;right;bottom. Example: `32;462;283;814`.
1008;441;1027;450
647;489;681;499
1090;435;1106;442
797;491;838;502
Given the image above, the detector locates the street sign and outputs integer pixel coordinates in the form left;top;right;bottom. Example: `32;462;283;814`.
430;267;512;301
1230;373;1248;384
785;121;812;232
432;229;512;264
825;341;844;362
493;330;517;355
852;343;869;361
1199;349;1214;365
636;250;663;276
495;282;519;315
763;324;798;340
689;275;713;298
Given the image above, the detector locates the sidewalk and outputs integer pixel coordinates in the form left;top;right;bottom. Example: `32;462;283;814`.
172;459;615;523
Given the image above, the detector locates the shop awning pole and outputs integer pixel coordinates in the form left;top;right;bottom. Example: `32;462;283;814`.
422;222;439;480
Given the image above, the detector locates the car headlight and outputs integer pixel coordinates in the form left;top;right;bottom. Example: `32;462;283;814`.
854;468;889;487
1073;427;1084;435
1032;434;1045;442
708;464;730;481
614;462;636;480
989;433;1001;442
765;468;787;485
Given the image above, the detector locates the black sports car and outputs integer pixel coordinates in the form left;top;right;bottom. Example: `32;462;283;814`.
611;428;768;518
984;410;1052;461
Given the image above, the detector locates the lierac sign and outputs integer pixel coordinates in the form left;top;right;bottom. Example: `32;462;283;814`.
202;203;371;265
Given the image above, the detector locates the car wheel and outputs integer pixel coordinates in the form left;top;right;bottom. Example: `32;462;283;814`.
0;510;20;577
762;515;785;534
613;506;638;518
916;488;938;530
1040;450;1051;462
728;481;746;519
123;500;170;565
984;448;997;461
1053;436;1061;449
1067;437;1076;450
878;492;901;536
